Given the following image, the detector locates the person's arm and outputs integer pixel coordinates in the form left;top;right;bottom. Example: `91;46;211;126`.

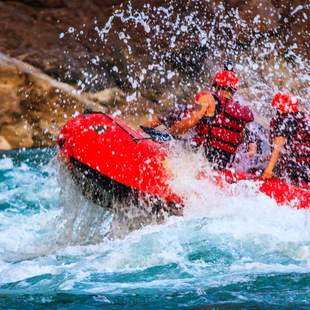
142;117;161;128
262;136;286;179
169;93;215;135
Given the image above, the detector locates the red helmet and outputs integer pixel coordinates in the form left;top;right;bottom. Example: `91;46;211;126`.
213;70;239;90
271;92;299;114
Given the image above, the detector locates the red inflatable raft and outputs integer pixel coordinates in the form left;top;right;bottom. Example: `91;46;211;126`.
58;112;310;215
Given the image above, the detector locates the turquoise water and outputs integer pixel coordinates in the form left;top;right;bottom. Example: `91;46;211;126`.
1;148;310;309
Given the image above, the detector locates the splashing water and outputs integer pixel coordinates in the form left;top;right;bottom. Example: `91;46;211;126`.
61;1;309;118
1;1;310;308
0;148;310;309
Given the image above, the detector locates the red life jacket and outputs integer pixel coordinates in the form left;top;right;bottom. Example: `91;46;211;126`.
193;92;254;154
270;112;310;165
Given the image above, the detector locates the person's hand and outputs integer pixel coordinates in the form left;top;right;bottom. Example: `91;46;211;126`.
261;168;273;179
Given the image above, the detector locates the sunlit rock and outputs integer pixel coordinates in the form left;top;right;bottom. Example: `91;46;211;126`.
0;53;103;149
0;136;12;150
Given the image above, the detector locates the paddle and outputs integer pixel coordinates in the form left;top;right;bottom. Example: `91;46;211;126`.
227;173;310;192
140;126;173;142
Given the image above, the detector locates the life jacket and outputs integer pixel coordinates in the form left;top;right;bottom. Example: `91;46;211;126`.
270;112;310;165
193;92;254;154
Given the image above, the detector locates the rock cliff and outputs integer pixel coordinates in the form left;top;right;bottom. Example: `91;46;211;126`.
0;53;103;149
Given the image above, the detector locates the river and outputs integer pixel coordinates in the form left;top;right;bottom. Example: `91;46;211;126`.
0;149;310;309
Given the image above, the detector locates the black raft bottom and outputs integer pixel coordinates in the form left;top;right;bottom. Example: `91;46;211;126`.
68;157;183;221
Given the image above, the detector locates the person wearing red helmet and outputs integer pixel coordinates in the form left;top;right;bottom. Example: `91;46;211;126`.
143;63;254;169
262;92;310;184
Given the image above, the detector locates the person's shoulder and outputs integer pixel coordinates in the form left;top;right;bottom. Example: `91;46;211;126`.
195;90;214;102
274;113;298;136
283;113;298;126
295;111;309;122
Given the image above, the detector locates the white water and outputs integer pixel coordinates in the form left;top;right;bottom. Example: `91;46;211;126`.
61;1;310;118
0;152;310;298
1;2;310;306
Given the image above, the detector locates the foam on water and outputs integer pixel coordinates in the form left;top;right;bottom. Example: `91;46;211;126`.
1;1;310;305
1;149;310;309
